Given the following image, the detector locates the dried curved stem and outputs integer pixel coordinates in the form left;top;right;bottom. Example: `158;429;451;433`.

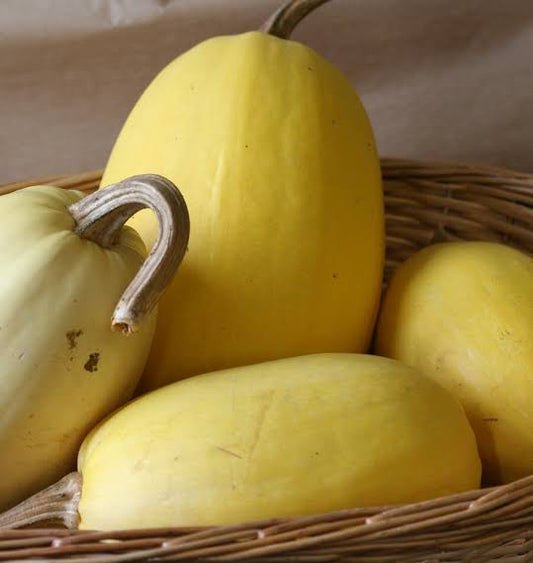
69;174;190;334
261;0;332;39
0;473;82;529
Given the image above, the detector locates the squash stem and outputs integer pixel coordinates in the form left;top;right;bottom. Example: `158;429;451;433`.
261;0;332;39
0;473;82;529
68;174;190;334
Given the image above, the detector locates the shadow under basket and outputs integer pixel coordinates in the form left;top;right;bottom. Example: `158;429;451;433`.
0;157;532;562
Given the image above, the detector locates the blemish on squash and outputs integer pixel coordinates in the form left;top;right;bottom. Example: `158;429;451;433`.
483;417;499;423
66;329;83;350
18;352;25;360
84;352;100;373
216;446;243;459
332;273;339;279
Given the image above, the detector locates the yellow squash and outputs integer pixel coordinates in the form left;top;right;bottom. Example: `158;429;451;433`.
376;241;533;484
101;0;384;388
0;175;189;510
77;353;480;529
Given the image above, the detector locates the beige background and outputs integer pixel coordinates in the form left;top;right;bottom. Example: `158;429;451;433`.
1;0;532;184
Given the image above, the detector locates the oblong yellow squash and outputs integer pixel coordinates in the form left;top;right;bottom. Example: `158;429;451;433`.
101;30;384;388
0;175;188;511
0;187;151;510
376;241;533;484
78;353;480;529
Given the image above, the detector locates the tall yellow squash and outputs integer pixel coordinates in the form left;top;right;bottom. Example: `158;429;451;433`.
102;0;384;387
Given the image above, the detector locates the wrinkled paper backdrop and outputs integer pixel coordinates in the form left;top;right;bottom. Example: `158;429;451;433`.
1;0;532;183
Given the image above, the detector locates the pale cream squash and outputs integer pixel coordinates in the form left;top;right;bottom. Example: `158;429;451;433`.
376;242;533;484
75;354;480;529
101;1;384;388
0;175;189;510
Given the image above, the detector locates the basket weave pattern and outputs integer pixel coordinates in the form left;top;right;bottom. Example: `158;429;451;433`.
0;158;532;561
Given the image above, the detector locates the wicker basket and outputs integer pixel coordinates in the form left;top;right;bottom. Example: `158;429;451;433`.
0;158;532;562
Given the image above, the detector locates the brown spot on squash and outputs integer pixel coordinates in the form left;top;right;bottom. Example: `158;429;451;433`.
84;353;100;373
66;329;83;350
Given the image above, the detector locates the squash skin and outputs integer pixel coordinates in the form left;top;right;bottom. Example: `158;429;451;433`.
0;186;156;510
78;353;480;529
101;31;384;388
375;242;533;484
